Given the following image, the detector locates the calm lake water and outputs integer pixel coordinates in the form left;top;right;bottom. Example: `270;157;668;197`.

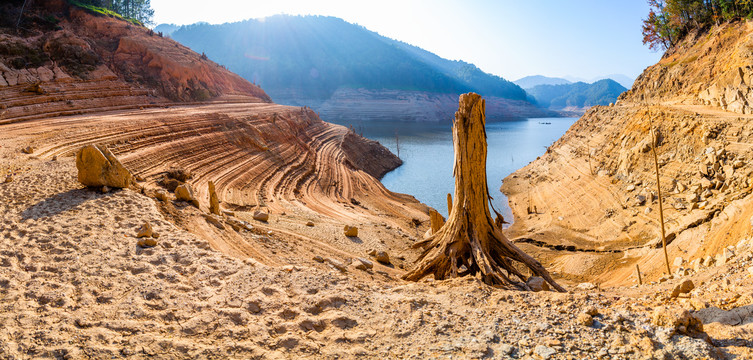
330;117;577;222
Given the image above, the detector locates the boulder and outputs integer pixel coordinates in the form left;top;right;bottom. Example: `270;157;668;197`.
253;210;269;222
526;276;550;292
175;183;199;207
374;250;390;264
76;145;133;188
671;279;695;298
136;222;153;238
343;225;358;237
208;181;220;215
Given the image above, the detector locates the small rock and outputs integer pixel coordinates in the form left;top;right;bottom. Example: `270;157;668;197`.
526;276;550;292
136;222;153;238
747;266;753;276
4;175;12;183
253;210;269;222
374;250;390;265
651;306;704;336
626;184;636;191
21;146;34;154
343;225;358;237
326;258;347;272
533;345;557;359
367;249;377;256
577;313;593;326
354;258;373;271
137;238;157;247
671;279;694;298
306;221;314;227
576;282;597;290
312;255;325;263
175;183;200;207
673;256;685;267
154;190;169;202
644;207;652;214
585;306;599;316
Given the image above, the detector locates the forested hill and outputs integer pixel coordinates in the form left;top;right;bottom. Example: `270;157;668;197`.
525;79;627;112
167;15;527;105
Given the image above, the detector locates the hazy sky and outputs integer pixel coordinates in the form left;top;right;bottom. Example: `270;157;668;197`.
151;0;662;81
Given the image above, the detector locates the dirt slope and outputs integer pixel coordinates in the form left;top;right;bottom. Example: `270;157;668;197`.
502;20;753;287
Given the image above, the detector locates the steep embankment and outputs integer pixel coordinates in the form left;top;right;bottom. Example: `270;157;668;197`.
502;20;753;287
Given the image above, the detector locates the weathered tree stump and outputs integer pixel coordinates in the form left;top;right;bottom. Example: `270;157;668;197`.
403;93;565;291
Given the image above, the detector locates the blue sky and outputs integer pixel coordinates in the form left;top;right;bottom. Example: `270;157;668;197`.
151;0;662;82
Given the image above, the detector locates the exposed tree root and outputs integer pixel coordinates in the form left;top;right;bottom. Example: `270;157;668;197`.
403;93;565;292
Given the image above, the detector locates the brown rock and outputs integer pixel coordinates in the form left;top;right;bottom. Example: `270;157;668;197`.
577;313;594;327
651;306;704;336
137;238;158;247
21;146;34;154
306;221;315;227
154;190;169;202
4;175;12;183
76;145;133;188
374;250;390;264
343;225;358;237
526;276;550;292
253;210;269;222
136;222;153;238
175;183;199;207
208;181;220;215
671;279;695;298
354;258;374;270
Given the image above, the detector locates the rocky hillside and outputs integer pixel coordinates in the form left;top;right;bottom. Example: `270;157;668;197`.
502;19;753;289
0;0;269;115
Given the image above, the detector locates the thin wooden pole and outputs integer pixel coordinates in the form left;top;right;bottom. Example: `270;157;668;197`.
649;112;672;275
395;129;400;159
636;264;643;285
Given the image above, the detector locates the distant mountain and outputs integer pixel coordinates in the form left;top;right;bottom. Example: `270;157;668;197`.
153;23;179;36
164;15;552;121
563;74;635;89
526;79;627;112
514;75;571;89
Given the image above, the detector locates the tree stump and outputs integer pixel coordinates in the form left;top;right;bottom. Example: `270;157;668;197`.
403;93;565;291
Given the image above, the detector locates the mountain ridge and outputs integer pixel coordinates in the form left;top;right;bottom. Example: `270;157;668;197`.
164;15;554;120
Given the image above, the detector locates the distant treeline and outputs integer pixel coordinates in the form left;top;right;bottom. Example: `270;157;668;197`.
69;0;153;25
643;0;753;50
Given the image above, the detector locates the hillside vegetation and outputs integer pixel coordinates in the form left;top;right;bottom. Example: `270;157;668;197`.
525;79;627;111
166;15;535;118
